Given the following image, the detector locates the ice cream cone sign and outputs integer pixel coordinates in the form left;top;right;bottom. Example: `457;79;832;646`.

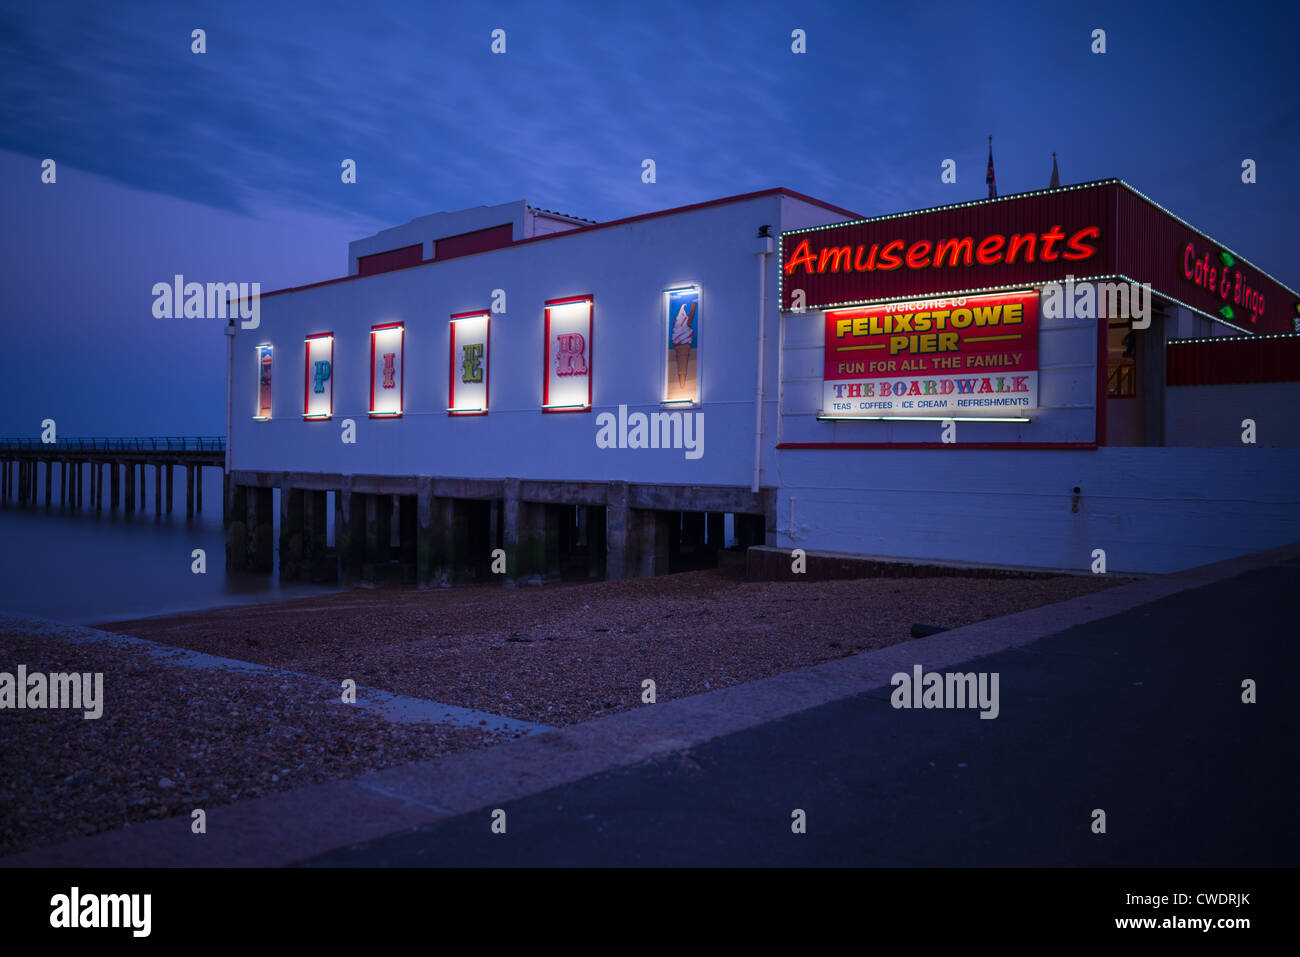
672;300;696;388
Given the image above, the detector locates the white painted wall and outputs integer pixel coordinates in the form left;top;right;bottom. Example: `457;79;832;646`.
773;447;1300;573
1167;383;1300;447
754;197;863;486
778;286;1098;446
770;281;1300;573
232;193;853;487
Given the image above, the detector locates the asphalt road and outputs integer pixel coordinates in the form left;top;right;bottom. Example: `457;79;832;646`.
302;562;1299;867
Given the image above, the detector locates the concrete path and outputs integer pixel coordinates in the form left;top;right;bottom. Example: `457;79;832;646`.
306;549;1299;866
5;542;1296;867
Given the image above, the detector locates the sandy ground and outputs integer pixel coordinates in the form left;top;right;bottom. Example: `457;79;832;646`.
2;566;1128;856
0;626;499;858
104;565;1131;727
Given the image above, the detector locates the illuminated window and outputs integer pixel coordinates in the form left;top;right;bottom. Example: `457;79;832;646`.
304;333;334;419
369;323;404;417
543;296;592;412
664;286;700;405
449;311;490;415
255;344;273;420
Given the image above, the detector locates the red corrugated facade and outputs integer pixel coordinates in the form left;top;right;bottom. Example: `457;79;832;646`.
1166;335;1300;386
357;243;423;277
781;183;1118;310
1113;187;1293;334
435;223;514;261
781;180;1300;335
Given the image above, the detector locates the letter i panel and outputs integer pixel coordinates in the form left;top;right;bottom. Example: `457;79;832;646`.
370;323;404;416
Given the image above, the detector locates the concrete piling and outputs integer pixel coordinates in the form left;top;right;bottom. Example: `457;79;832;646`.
604;481;631;580
219;470;772;587
225;484;248;572
416;478;435;588
304;489;331;582
502;477;523;587
635;509;672;577
362;492;392;581
335;482;363;587
279;476;304;582
247;485;274;572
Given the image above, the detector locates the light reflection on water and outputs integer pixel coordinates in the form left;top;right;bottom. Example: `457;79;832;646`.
0;470;339;625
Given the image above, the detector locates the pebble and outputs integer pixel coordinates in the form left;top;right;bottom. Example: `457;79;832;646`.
1;569;1126;858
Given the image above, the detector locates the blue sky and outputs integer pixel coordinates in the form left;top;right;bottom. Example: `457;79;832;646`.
2;0;1297;434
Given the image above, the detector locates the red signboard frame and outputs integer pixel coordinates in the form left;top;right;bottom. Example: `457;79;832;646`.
542;295;593;412
368;322;404;418
448;310;490;416
824;290;1039;384
303;332;333;421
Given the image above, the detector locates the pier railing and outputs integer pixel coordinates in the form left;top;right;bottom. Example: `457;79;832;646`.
0;437;225;452
2;438;224;514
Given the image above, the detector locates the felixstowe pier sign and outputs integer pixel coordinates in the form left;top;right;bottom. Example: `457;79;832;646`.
781;180;1300;334
824;290;1038;419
